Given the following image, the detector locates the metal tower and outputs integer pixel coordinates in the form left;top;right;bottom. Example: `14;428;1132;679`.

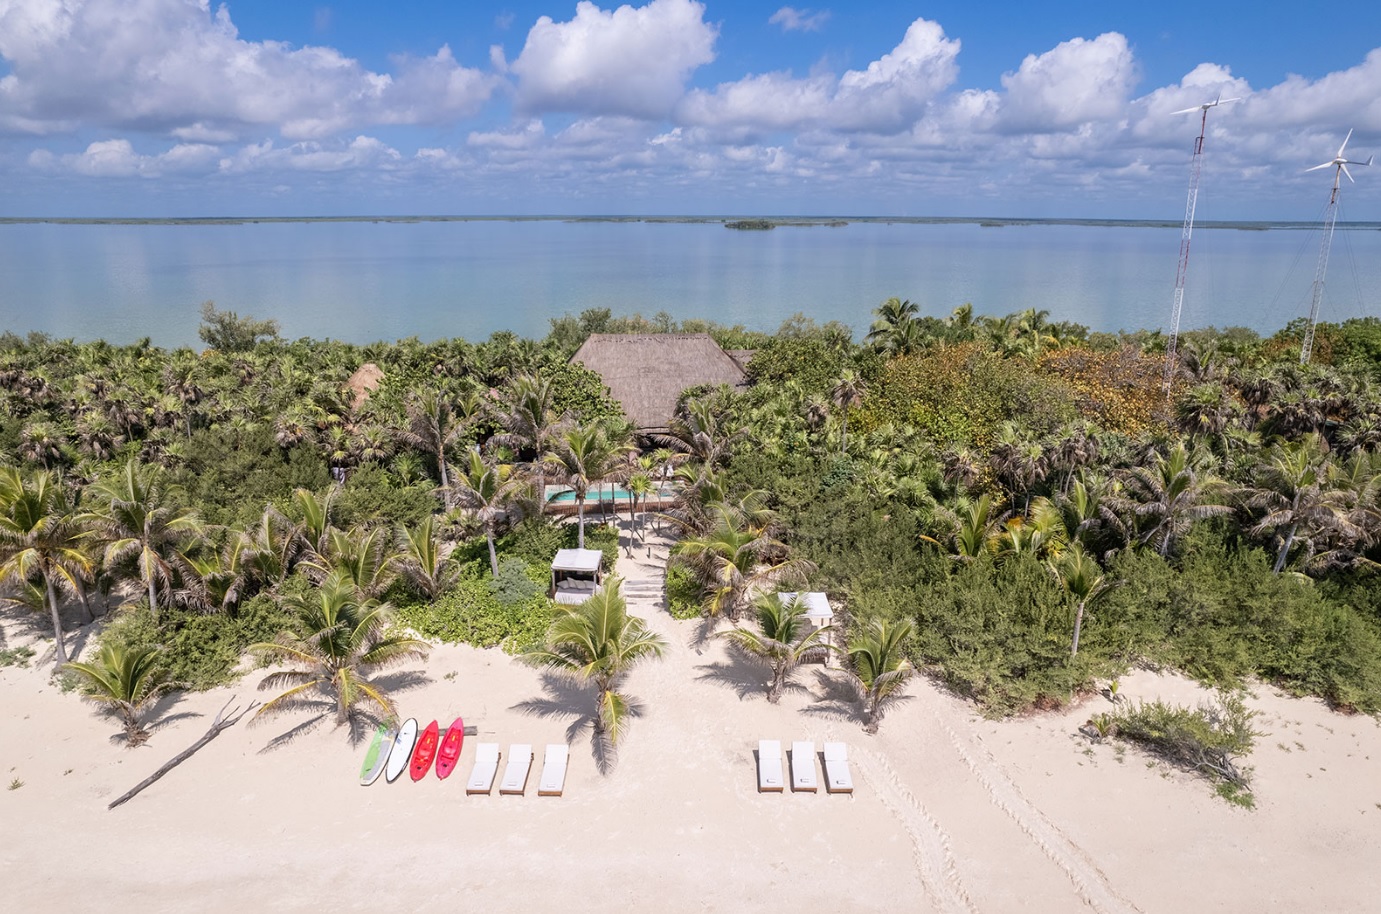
1300;130;1372;364
1164;96;1237;391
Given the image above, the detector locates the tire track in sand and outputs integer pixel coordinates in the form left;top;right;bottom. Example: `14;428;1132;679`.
852;745;979;914
935;713;1143;914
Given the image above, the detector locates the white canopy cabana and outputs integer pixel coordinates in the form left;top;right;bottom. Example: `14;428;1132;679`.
551;549;605;605
778;592;835;665
777;591;833;623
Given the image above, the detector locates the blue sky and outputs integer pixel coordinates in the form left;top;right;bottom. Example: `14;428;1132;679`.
2;0;1379;218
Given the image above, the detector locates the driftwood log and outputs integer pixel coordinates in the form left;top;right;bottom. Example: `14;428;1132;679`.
108;696;258;810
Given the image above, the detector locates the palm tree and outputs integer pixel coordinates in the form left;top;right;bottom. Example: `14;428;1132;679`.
395;513;458;599
656;398;744;468
62;642;171;745
848;618;915;734
524;579;667;745
721;593;833;703
302;526;400;600
250;571;428;726
865;297;921;354
542;423;633;549
1246;434;1356;573
1049;544;1118;656
85;459;204;624
672;504;814;621
0;468;93;668
449;450;536;577
494;372;569;497
921;493;999;562
626;471;654;550
401;388;467;503
830;369;867;456
1119;443;1233;557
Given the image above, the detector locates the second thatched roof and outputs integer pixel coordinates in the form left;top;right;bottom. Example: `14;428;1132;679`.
571;333;747;431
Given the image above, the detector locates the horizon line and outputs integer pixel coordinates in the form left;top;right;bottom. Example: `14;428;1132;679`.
3;214;1381;229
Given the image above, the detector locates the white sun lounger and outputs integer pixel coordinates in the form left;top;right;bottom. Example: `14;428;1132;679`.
465;743;501;795
757;739;784;793
791;741;818;792
823;742;854;794
538;744;569;797
499;744;534;795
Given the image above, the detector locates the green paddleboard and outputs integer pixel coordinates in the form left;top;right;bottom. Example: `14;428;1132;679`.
359;723;394;786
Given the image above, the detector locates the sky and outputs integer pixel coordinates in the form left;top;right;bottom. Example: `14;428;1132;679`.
2;0;1380;219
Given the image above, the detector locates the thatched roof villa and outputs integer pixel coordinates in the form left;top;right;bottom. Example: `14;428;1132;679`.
571;333;748;432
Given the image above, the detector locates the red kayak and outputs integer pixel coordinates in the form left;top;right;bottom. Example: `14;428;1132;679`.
435;716;465;780
410;720;440;781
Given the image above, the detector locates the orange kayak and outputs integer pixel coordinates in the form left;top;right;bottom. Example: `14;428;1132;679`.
410;720;440;781
435;716;465;780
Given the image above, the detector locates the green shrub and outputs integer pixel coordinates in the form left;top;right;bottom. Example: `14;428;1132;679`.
1102;692;1258;806
97;593;292;691
396;575;553;654
665;562;703;620
489;557;545;605
333;464;438;528
171;425;329;528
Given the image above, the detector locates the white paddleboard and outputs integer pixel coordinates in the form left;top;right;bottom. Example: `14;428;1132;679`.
384;718;419;783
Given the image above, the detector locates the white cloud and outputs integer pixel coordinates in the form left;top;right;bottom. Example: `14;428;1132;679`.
678;17;959;134
996;33;1137;132
468;120;546;149
511;0;717;119
769;7;830;33
217;135;402;174
28;138;219;177
0;0;497;138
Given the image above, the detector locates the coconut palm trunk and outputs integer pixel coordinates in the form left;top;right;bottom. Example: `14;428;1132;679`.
1274;519;1299;574
486;531;500;579
1070;598;1088;657
46;575;67;667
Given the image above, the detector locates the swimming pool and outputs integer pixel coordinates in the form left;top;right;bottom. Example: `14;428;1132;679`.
544;484;677;504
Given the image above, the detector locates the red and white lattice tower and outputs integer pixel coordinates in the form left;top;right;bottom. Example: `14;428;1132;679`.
1164;96;1237;392
1300;130;1372;364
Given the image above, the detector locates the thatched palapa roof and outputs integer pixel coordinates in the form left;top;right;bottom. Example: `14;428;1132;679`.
347;362;384;409
571;333;747;431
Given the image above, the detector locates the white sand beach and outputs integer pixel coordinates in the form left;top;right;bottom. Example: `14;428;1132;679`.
3;525;1379;914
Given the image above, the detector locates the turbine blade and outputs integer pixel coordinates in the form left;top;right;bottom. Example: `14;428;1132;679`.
1171;105;1202;115
1338;128;1353;157
1305;162;1334;172
1218;96;1242;104
1342;163;1354;183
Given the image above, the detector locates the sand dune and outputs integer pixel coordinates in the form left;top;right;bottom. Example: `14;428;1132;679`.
3;530;1379;913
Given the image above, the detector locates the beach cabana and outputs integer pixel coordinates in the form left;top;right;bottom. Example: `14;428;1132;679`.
778;591;834;665
551;548;605;604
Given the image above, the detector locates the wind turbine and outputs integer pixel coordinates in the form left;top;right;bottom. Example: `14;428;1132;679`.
1299;129;1372;364
1163;94;1239;392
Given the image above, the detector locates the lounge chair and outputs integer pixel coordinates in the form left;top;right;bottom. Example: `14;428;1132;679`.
790;741;818;792
757;739;784;793
465;743;501;795
823;742;854;794
499;744;534;795
538;744;569;797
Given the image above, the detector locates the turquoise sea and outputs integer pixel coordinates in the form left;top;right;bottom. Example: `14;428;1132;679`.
2;217;1378;346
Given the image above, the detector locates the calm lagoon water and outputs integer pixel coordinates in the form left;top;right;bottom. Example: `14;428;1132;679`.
1;219;1378;346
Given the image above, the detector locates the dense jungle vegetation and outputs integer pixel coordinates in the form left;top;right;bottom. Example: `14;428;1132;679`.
2;300;1380;720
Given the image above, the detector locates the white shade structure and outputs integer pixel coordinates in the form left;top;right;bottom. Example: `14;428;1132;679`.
551;548;605;605
778;592;834;666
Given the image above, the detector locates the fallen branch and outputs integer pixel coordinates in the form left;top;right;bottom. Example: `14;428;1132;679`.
108;696;259;810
